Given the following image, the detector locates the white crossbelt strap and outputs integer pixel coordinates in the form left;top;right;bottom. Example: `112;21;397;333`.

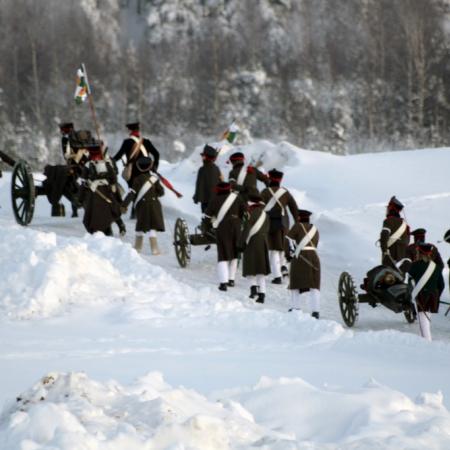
264;188;287;215
411;261;436;299
135;174;158;205
236;165;247;186
88;178;109;192
387;221;407;248
212;192;238;228
246;211;267;244
130;136;148;157
294;225;317;259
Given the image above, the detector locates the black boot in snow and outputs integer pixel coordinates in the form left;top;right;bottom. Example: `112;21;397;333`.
218;283;228;291
249;286;258;299
228;280;235;287
281;265;289;277
271;277;282;285
256;293;265;304
311;312;320;319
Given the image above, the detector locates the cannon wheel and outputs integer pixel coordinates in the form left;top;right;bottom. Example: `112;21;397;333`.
338;272;359;327
11;160;35;226
173;218;191;268
404;303;417;324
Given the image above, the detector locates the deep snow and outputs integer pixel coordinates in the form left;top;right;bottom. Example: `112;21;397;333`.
1;141;450;449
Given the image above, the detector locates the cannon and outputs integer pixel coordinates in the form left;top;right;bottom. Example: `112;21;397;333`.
173;218;216;268
338;265;417;327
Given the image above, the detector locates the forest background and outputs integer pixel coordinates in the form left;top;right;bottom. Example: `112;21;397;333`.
0;0;449;167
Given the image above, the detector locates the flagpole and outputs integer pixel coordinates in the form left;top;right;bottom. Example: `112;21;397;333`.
82;63;101;141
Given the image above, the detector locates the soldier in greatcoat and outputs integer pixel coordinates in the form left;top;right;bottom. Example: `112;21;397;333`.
113;122;160;187
261;169;298;284
204;181;246;291
193;144;222;213
79;143;121;236
404;228;444;272
122;157;165;254
379;196;410;272
408;242;444;341
286;209;321;318
228;152;269;202
239;193;271;303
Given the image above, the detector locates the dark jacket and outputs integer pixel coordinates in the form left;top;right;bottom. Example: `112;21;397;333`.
205;192;245;261
287;222;321;291
124;172;165;232
229;163;268;201
261;185;298;250
408;259;444;313
193;161;221;206
380;214;409;267
240;206;271;276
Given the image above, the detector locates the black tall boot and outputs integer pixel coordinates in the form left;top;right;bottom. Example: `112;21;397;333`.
256;293;265;303
249;285;258;299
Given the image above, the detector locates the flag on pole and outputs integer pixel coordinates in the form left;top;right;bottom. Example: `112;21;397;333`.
221;121;239;143
74;64;90;104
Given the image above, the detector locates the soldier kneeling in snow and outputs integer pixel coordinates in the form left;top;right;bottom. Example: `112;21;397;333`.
408;242;444;341
79;143;122;236
122;156;165;254
204;181;245;291
286;209;321;318
239;193;271;303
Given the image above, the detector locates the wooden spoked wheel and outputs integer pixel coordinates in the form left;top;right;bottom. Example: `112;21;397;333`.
11;160;35;226
338;272;359;327
173;218;191;268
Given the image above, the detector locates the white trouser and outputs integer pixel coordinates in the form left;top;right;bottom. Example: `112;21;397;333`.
289;290;302;310
217;259;238;284
309;288;320;313
418;312;432;341
136;230;157;237
229;258;238;281
280;252;287;267
247;275;266;293
270;250;282;278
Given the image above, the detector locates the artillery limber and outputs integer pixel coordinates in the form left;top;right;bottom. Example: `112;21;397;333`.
173;218;217;268
338;265;417;327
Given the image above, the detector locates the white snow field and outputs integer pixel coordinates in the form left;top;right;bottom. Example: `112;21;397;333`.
1;142;450;449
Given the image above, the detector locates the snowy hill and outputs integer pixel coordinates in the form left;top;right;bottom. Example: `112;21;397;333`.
1;142;450;449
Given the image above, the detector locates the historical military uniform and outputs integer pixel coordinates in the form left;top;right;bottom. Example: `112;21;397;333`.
113;122;160;187
228;152;268;202
261;169;298;284
404;228;444;273
380;196;410;272
408;243;445;341
204;182;246;291
239;194;271;303
286;209;321;318
79;144;121;236
122;157;165;254
193;145;222;213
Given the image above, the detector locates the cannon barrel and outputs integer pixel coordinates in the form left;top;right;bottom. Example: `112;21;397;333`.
0;150;17;167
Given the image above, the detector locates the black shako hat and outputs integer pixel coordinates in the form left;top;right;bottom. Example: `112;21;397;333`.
298;209;312;220
136;156;153;172
201;144;218;159
268;169;284;182
417;242;433;256
229;152;245;163
59;122;74;132
126;122;140;131
388;196;404;211
411;228;426;238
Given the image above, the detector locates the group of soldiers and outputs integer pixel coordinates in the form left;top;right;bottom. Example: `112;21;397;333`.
378;195;447;341
54;124;450;335
195;145;322;317
59;121;164;255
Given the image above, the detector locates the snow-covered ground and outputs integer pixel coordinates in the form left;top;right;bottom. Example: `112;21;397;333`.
1;142;450;449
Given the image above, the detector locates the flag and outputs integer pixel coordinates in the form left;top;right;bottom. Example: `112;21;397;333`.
74;65;89;104
222;121;239;143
